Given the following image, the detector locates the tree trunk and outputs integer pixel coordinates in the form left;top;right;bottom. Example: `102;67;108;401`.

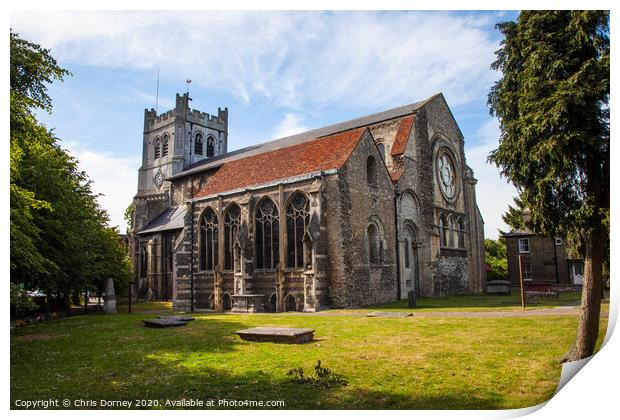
561;228;604;362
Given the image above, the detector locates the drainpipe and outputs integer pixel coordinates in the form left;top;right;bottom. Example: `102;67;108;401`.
394;189;402;301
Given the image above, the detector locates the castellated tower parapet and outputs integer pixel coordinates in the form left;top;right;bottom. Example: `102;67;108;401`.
136;93;229;198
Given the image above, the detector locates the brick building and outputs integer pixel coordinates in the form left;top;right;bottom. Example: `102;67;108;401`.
503;229;584;287
127;92;486;312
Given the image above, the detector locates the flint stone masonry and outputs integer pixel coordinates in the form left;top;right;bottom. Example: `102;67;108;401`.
129;93;487;312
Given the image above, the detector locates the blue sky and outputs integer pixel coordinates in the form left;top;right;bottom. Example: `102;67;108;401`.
11;10;519;238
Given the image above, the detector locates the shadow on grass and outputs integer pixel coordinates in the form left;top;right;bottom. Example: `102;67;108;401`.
10;312;515;409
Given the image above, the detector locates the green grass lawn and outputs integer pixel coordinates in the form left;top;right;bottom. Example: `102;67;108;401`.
331;292;585;313
11;297;609;410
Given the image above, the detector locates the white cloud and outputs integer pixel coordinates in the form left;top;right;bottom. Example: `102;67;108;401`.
62;140;139;232
11;11;499;110
465;118;518;239
272;113;310;139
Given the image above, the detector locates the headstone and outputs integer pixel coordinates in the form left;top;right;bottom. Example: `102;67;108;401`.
103;278;117;314
142;318;188;328
408;290;417;308
155;315;195;322
236;327;314;344
486;280;511;295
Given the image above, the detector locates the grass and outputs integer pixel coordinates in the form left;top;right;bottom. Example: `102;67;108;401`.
331;292;585;314
11;295;609;410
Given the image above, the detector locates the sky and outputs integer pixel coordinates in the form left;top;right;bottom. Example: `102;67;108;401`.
10;10;520;239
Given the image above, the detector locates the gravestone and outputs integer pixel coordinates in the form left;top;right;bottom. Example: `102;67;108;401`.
103;278;117;314
142;318;188;328
408;290;417;308
156;315;195;322
236;327;314;344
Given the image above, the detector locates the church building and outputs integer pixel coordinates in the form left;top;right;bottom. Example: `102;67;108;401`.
127;92;486;312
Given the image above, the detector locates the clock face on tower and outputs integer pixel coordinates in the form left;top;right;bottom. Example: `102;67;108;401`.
437;152;457;200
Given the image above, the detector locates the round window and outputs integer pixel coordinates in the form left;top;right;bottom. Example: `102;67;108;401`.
436;151;457;200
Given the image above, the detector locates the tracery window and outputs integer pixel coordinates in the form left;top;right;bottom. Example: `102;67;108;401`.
194;133;204;155
286;192;310;268
367;156;377;185
154;138;161;159
255;198;279;269
207;136;215;157
162;134;169;157
439;215;448;247
457;218;465;248
200;207;218;271
448;217;455;247
224;203;241;270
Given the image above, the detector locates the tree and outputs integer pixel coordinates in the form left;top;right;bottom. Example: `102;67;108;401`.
485;238;508;281
10;31;132;310
488;11;609;361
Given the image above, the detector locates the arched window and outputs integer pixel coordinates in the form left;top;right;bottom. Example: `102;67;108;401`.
367;156;377;185
404;238;410;268
286;192;310;268
153;138;161;159
439;215;448;247
200;207;218;271
206;136;215;157
457;218;465;248
224;203;241;270
377;143;386;162
162;134;169;157
194;133;204;155
448;217;455;247
255;198;279;269
368;223;382;263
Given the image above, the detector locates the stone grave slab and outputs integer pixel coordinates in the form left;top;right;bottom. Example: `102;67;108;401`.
236;327;314;344
156;315;195;322
366;311;413;318
142;318;188;328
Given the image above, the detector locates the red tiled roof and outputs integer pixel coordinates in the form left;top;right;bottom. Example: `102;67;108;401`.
391;115;415;156
389;169;405;182
195;127;367;197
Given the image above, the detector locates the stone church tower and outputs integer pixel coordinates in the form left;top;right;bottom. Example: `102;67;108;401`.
129;93;228;299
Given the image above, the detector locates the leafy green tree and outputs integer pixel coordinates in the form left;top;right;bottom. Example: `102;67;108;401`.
488;11;609;361
485;238;508;281
10;31;132;309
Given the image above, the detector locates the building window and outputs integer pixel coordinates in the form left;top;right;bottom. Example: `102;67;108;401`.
286;192;310;268
153;138;161;159
255;198;279;269
207;136;215;157
555;237;563;246
224;203;241;271
194;133;204;155
439;215;448;247
457;218;465;248
448;217;455;247
522;260;532;281
368;223;382;263
367;156;377;186
518;238;530;253
377;143;386;161
404;238;410;268
162;134;169;157
200;207;218;271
